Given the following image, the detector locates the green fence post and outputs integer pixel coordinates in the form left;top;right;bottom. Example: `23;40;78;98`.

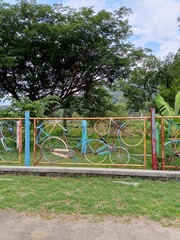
156;123;160;155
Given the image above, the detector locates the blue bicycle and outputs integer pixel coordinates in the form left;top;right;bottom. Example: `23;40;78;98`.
35;120;114;164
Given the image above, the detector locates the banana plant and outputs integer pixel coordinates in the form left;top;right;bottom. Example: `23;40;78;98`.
155;91;180;139
155;91;180;116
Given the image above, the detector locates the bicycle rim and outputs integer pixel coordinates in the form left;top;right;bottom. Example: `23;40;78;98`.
34;144;43;164
119;121;144;147
94;120;110;136
1;120;18;140
0;139;19;162
84;139;108;164
109;147;130;164
42;137;68;163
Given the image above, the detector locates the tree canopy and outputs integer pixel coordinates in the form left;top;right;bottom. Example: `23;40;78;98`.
157;51;180;108
0;0;145;116
121;55;161;111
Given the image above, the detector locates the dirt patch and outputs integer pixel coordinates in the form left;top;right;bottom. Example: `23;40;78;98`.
0;210;179;240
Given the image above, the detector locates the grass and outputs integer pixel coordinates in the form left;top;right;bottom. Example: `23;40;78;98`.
0;174;179;226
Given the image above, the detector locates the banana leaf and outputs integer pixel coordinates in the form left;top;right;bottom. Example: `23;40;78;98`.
175;91;180;116
155;94;175;116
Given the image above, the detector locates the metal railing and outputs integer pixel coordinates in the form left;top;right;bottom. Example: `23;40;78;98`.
32;117;150;169
0;113;179;170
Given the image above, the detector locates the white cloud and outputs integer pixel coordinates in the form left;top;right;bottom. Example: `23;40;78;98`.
4;0;180;57
61;0;107;11
127;0;180;57
62;0;180;57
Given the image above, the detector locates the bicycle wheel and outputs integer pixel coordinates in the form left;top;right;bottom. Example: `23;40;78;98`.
84;139;109;164
1;120;18;139
0;138;19;162
164;141;180;166
119;120;144;147
34;144;43;164
94;120;110;136
109;147;130;164
42;137;68;163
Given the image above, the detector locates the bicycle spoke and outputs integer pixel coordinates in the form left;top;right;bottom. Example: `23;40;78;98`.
119;120;144;147
85;139;109;164
1;120;18;140
110;147;130;164
0;139;19;162
42;137;68;163
94;120;110;136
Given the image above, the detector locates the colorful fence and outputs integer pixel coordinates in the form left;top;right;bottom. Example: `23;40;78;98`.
0;118;23;165
157;116;180;170
0;112;179;170
32;117;149;169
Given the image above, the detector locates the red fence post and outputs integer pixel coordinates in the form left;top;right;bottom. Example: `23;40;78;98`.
150;108;158;170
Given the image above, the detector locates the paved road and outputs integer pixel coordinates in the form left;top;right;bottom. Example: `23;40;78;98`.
0;210;179;240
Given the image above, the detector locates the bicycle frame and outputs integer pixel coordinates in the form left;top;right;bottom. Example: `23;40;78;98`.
0;121;20;162
0;132;9;151
94;118;145;164
36;120;68;145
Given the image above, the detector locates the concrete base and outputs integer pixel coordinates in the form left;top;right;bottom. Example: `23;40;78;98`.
0;166;180;180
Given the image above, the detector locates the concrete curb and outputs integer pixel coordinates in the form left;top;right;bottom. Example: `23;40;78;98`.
0;166;180;180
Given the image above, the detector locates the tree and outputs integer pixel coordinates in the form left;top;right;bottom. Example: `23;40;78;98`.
121;54;161;112
0;95;59;117
156;16;180;107
157;51;180;107
0;0;143;116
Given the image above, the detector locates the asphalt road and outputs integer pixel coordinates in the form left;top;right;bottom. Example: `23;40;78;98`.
0;210;179;240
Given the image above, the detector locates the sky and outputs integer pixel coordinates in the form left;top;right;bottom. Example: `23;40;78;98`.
3;0;180;58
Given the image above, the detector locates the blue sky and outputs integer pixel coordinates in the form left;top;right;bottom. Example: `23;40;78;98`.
3;0;180;58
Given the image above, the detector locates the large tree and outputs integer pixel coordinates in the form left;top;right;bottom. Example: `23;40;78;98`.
121;54;161;112
157;51;180;108
156;17;180;108
0;0;143;115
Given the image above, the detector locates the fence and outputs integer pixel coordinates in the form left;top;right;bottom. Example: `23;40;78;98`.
0;111;179;170
32;116;149;169
157;116;180;170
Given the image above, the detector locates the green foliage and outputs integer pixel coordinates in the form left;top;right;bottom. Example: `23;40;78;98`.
155;94;175;116
121;45;180;113
106;102;128;117
63;86;117;117
155;92;180;143
0;96;60;117
0;0;142;116
155;91;180;116
157;51;180;107
175;91;180;116
121;54;160;112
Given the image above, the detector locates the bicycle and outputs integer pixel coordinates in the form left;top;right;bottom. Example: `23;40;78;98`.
93;118;145;165
0;121;19;162
35;119;128;165
94;118;144;146
35;120;71;163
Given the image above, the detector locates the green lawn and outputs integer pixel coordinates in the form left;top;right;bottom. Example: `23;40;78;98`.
0;175;179;226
